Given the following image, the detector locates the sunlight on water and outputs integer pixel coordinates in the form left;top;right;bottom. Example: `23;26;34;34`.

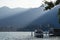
0;32;60;40
0;32;32;40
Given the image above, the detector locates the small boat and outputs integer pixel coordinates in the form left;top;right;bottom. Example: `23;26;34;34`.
34;29;43;38
49;28;54;36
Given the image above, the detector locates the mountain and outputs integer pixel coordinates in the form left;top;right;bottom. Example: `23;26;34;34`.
23;5;60;31
0;5;60;31
0;6;28;19
0;6;44;31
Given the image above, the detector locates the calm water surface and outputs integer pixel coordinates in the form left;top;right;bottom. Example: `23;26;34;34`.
0;32;60;40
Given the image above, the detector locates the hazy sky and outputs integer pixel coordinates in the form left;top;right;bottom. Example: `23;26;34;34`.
0;0;56;8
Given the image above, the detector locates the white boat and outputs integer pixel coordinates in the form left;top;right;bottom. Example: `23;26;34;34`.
34;29;43;38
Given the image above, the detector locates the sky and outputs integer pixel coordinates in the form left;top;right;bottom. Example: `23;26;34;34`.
0;0;56;8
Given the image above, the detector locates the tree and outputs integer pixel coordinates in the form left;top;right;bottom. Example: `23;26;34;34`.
44;0;60;10
55;0;60;5
44;1;54;10
58;8;60;23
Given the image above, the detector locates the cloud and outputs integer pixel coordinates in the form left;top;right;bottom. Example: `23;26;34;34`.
0;0;43;8
0;0;56;8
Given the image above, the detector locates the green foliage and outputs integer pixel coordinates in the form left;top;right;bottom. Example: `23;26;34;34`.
58;8;60;23
44;1;54;10
58;8;60;15
44;0;60;10
55;0;60;5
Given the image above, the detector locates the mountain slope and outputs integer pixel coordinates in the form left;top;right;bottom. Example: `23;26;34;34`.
0;5;60;31
0;6;28;19
23;5;60;31
0;6;44;31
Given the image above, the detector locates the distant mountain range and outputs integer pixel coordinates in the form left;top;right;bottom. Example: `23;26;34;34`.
0;5;44;31
0;5;60;31
0;6;28;19
22;5;60;31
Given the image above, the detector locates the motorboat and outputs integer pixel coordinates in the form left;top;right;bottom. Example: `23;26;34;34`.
34;29;43;38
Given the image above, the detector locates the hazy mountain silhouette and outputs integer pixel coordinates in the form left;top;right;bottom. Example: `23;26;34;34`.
0;6;28;19
0;5;60;31
23;5;60;31
0;6;44;31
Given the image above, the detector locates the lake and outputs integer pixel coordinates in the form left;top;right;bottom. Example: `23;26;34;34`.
0;32;60;40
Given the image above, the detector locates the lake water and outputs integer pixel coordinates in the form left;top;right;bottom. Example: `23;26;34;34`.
0;32;60;40
0;32;33;40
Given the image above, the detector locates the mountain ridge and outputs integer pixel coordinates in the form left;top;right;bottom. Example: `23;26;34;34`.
0;6;28;19
0;5;60;31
